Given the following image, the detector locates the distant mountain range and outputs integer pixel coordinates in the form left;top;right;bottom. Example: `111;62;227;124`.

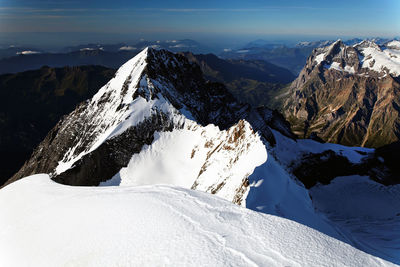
220;45;316;75
221;37;399;75
0;49;136;74
61;39;211;54
2;37;398;76
0;39;214;75
0;39;211;61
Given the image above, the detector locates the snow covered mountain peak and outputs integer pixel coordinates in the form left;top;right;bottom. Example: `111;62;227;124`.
50;46;257;178
295;40;334;48
310;39;359;75
8;47;276;204
286;38;400;147
309;39;400;77
53;47;184;175
386;40;400;50
354;39;381;50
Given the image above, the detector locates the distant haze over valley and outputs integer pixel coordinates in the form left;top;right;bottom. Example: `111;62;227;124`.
1;34;399;54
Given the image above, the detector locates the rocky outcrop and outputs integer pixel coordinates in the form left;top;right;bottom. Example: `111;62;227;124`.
291;147;400;189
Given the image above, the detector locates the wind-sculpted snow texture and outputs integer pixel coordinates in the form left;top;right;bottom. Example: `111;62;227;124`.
0;175;394;267
310;175;400;264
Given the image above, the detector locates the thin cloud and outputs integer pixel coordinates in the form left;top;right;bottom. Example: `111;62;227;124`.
0;6;336;14
0;7;90;13
161;8;261;12
0;14;67;19
0;5;363;22
144;6;342;12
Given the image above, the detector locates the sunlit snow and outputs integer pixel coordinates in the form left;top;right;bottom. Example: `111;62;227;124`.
0;175;394;267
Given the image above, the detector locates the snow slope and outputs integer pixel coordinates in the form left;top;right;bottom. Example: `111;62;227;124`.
245;130;400;264
310;175;400;264
356;41;400;76
101;120;267;205
246;153;344;242
0;174;394;267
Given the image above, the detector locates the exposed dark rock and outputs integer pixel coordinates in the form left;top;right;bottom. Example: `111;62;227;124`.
292;148;400;189
54;112;174;186
232;177;250;206
292;150;358;188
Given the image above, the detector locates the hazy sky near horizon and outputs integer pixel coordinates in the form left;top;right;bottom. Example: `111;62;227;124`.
0;0;399;46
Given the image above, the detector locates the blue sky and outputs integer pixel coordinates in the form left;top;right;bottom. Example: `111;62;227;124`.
0;0;399;47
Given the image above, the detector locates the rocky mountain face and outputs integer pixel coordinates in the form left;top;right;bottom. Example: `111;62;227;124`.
6;48;294;204
0;65;115;186
283;40;400;147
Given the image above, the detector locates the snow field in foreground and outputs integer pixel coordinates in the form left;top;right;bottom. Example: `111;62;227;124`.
0;174;394;267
